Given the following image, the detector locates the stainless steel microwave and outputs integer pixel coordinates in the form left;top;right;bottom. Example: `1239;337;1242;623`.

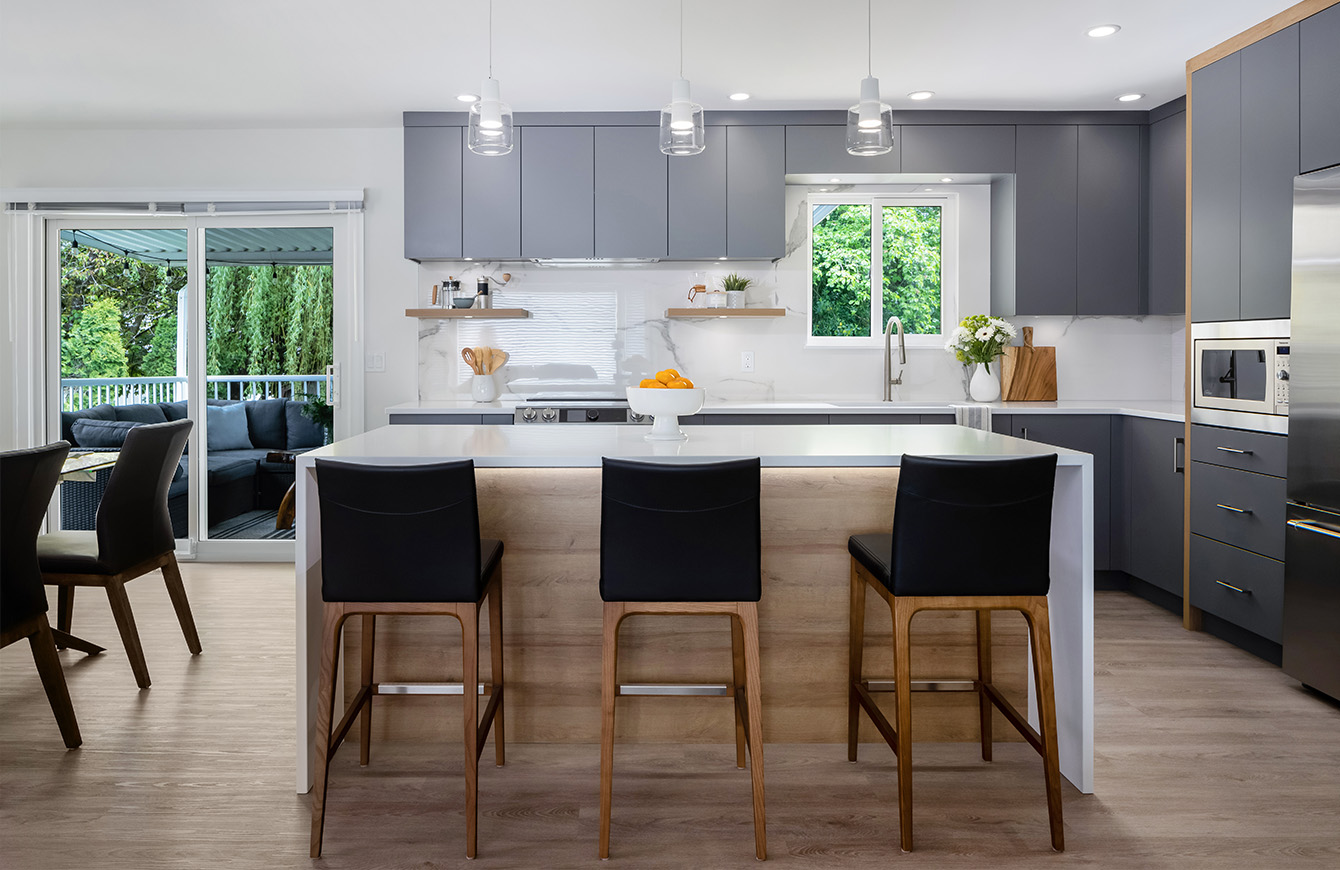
1191;319;1290;433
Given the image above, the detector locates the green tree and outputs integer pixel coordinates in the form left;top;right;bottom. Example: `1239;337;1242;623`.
285;266;334;374
63;296;129;378
59;240;181;375
881;206;942;335
811;205;873;337
142;314;179;377
205;266;249;376
242;266;292;376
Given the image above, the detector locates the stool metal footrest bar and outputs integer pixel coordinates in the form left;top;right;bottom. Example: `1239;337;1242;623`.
373;682;488;696
618;683;731;696
865;679;977;693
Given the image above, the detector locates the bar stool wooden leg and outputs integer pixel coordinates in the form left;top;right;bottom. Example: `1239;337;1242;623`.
739;602;767;861
462;604;480;859
730;614;747;769
976;609;993;762
29;615;81;749
488;576;506;767
848;561;867;763
598;602;623;859
310;603;346;858
359;615;375;766
1024;599;1065;852
105;578;150;689
892;597;915;853
160;553;202;654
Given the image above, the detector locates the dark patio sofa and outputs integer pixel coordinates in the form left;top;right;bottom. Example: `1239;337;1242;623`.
59;398;327;538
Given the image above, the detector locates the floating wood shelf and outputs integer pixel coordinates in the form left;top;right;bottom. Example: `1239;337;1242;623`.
406;308;530;319
665;308;786;319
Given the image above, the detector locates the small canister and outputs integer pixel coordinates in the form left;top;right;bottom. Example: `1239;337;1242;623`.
476;278;492;309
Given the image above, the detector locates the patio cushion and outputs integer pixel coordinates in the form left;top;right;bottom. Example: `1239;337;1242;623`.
159;401;189;421
285;400;326;449
207;403;253;451
114;403;168;424
71;418;141;448
245;399;288;449
60;403;117;443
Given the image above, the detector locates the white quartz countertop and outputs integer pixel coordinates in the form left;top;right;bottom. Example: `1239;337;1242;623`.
300;423;1089;469
386;397;1185;422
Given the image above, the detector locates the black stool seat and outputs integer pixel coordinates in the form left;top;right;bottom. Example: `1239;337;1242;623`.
847;533;892;588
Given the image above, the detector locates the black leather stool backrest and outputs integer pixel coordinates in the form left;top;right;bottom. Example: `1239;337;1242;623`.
891;454;1057;598
96;419;191;572
600;457;762;602
316;459;483;603
1;442;70;637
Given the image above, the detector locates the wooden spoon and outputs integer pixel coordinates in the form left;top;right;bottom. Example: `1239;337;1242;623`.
481;346;494;375
461;347;480;375
488;350;509;374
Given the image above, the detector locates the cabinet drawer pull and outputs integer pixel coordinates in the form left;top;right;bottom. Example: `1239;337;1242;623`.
1215;580;1252;594
1287;519;1340;541
1174;436;1185;474
1215;446;1253;455
1215;503;1253;515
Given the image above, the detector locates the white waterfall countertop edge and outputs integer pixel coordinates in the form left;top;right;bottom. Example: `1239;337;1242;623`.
300;423;1090;469
386;397;1185;423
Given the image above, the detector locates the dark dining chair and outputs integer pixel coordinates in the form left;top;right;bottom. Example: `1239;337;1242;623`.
846;453;1064;852
1;441;82;749
37;418;199;690
309;459;506;860
598;457;767;861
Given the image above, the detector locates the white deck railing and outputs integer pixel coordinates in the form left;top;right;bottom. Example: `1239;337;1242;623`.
60;375;328;411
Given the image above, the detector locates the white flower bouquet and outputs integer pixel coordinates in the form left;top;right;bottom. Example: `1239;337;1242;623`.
945;314;1017;373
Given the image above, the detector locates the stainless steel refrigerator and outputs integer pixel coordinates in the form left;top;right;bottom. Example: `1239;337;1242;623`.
1283;164;1340;701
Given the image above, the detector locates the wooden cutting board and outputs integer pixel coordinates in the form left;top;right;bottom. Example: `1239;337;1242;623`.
1000;326;1057;401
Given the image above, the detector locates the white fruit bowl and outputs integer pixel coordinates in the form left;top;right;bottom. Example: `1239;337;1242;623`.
626;387;705;441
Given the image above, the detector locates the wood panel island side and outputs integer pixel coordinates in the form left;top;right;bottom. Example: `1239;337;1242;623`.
294;424;1094;796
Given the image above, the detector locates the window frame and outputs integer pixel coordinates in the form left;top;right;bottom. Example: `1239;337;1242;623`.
805;192;958;349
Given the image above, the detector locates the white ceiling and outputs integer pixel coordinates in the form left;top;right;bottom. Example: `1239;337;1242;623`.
0;0;1296;129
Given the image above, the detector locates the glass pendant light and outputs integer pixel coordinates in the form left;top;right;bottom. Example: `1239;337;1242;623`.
846;0;893;156
468;1;513;156
660;0;705;156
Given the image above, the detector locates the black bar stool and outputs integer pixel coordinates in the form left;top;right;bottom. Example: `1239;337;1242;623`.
847;453;1064;852
309;459;505;859
598;457;767;861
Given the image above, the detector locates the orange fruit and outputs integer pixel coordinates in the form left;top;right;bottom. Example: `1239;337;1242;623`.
667;378;692;389
675;377;694;388
655;369;679;384
638;378;660;388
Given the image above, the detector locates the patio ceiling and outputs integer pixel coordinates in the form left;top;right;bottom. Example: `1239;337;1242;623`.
59;227;334;266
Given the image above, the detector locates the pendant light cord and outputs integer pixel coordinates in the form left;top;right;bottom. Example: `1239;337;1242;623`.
679;0;684;79
867;0;872;76
489;1;494;79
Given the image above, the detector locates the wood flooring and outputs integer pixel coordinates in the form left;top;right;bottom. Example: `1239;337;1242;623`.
2;562;1339;869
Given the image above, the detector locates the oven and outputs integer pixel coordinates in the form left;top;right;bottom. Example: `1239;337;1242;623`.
1191;320;1290;433
512;394;646;424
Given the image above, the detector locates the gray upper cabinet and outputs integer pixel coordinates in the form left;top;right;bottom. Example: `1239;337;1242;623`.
1123;417;1185;596
784;125;901;174
726;125;785;259
595;127;667;258
669;126;726;259
1239;25;1298;321
1190;54;1242;322
462;127;521;259
900;125;1015;173
1147;110;1186;315
1077;125;1142;315
1015;125;1078;315
403;126;462;260
521;126;595;258
1300;2;1340;173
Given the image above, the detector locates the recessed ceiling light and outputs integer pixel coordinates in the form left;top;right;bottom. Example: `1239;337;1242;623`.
1116;93;1145;102
924;187;934;191
1086;24;1121;38
457;93;479;103
908;91;934;101
940;177;953;183
829;177;841;183
729;92;751;101
817;188;830;192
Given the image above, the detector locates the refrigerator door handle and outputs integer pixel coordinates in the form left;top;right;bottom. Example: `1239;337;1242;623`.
1287;518;1340;540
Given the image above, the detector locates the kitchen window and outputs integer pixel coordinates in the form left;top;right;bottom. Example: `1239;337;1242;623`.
807;194;957;348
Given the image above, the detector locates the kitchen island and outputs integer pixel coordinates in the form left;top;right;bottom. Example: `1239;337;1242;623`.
294;424;1094;796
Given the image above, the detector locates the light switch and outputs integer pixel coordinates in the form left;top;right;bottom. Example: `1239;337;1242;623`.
365;352;386;372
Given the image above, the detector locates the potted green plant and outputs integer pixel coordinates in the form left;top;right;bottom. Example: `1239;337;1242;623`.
299;391;334;444
719;273;753;309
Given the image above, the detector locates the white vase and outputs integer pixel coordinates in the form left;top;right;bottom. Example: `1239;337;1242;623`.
969;363;1001;402
471;374;499;403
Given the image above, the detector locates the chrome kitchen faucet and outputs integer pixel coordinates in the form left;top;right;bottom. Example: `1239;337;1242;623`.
883;316;906;401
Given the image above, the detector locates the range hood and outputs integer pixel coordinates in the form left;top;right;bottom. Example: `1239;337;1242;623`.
530;258;660;267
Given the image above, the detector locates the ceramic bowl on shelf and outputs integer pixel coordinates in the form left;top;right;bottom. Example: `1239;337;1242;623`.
451;298;477;309
626;387;705;441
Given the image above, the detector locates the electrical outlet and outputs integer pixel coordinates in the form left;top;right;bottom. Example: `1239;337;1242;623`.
741;351;755;373
365;352;386;372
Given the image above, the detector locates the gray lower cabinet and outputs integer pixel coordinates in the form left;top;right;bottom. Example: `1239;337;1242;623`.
595;127;667;258
726;126;785;259
1190;535;1285;643
1190;53;1242;323
784;124;901;174
1015;126;1078;316
1300;2;1340;174
900;125;1015;173
521;126;595;258
403;126;462;260
1147;110;1186;315
1122;417;1185;595
1077;125;1142;315
669;126;726;259
1008;414;1112;570
462;127;522;259
703;414;829;426
1239;25;1299;321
